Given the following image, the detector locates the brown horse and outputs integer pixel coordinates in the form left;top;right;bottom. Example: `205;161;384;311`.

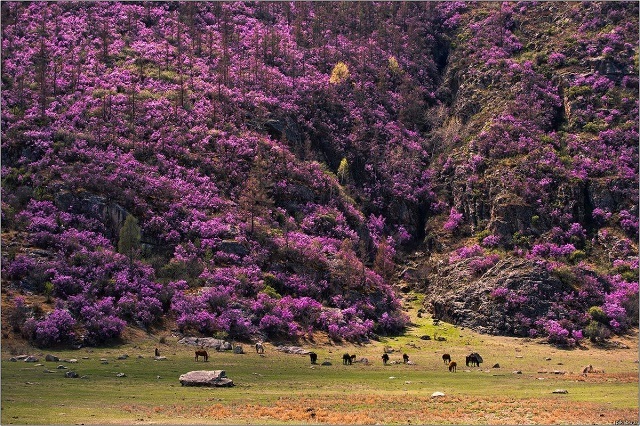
382;353;389;365
403;353;409;364
448;361;457;372
442;353;451;364
195;350;209;362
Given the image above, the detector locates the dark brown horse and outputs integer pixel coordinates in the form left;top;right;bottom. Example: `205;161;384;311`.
403;353;409;364
442;353;451;364
343;353;353;365
448;361;457;372
381;353;389;365
309;352;318;364
195;350;209;362
466;352;482;367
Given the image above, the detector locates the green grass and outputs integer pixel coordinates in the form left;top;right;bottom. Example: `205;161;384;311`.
2;296;638;424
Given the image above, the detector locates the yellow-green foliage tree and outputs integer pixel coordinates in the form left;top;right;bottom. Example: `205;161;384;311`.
329;61;349;84
337;157;349;183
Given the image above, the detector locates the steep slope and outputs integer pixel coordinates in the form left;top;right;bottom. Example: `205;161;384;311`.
1;2;637;348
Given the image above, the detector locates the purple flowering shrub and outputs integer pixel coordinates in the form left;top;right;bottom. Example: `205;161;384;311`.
1;2;637;347
32;309;76;347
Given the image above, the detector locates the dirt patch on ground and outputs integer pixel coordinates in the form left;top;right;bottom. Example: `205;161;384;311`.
124;394;638;425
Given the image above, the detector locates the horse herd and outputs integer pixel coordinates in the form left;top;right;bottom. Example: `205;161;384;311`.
442;352;483;372
189;343;483;373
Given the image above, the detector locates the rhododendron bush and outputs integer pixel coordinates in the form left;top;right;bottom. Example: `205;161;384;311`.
1;2;637;347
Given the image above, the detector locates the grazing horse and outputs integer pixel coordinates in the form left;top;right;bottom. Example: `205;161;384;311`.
195;350;209;362
381;353;389;365
448;361;457;372
255;342;265;354
350;354;357;363
442;353;451;364
466;354;478;367
466;352;482;367
309;352;318;364
403;353;409;364
342;353;353;365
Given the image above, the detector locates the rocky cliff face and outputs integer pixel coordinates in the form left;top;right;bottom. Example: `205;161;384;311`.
426;257;569;335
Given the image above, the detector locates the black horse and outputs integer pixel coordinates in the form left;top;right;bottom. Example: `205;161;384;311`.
381;353;389;365
342;353;353;365
309;352;318;364
403;353;409;364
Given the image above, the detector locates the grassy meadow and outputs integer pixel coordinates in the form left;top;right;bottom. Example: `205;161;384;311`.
2;295;638;425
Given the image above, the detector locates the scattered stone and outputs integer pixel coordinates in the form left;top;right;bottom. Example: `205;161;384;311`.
552;370;566;375
116;373;126;377
43;369;55;373
420;335;431;340
492;363;500;368
154;356;167;361
545;357;552;361
515;355;523;358
45;354;59;362
82;357;89;360
178;337;232;351
14;355;29;361
513;370;522;374
56;365;68;369
275;345;309;355
9;357;17;362
552;389;568;394
65;359;78;363
179;370;234;387
233;345;244;354
138;355;144;359
431;391;446;397
388;376;396;379
101;360;109;365
35;363;43;367
321;361;332;366
25;356;39;363
117;354;129;360
80;376;89;379
65;371;79;378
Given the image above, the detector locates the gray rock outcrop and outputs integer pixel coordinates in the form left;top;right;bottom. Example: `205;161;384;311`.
179;370;234;387
425;257;575;335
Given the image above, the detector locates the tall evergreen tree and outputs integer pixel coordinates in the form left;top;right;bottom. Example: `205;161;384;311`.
118;214;141;262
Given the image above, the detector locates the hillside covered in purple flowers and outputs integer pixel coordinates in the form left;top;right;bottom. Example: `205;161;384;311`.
2;2;638;348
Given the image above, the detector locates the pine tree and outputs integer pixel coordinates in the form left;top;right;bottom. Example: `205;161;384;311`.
238;159;273;234
118;214;141;262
